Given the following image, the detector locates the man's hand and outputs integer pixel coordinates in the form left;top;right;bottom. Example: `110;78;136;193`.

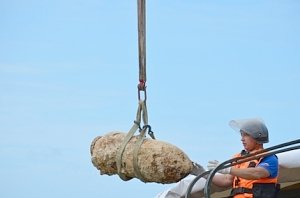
207;160;231;174
190;162;206;176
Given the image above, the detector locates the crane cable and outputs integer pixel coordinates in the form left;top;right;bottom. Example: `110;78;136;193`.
116;0;155;182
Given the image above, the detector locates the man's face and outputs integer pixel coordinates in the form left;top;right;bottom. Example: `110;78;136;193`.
240;131;258;151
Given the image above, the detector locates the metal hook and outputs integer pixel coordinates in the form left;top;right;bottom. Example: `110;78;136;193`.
142;124;155;139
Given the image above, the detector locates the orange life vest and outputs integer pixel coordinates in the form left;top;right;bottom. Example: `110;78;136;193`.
230;151;278;198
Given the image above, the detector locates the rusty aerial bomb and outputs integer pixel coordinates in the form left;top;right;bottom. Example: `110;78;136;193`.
90;132;193;184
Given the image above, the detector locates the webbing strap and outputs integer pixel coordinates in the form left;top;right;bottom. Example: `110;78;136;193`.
116;100;149;181
116;123;140;181
140;100;148;126
133;127;147;181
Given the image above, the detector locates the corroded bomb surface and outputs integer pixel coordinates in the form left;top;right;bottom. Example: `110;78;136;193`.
90;132;193;184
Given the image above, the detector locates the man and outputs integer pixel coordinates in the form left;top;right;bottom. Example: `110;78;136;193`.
208;118;279;198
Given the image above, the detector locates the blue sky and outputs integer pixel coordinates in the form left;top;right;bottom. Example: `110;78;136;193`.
1;0;299;197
